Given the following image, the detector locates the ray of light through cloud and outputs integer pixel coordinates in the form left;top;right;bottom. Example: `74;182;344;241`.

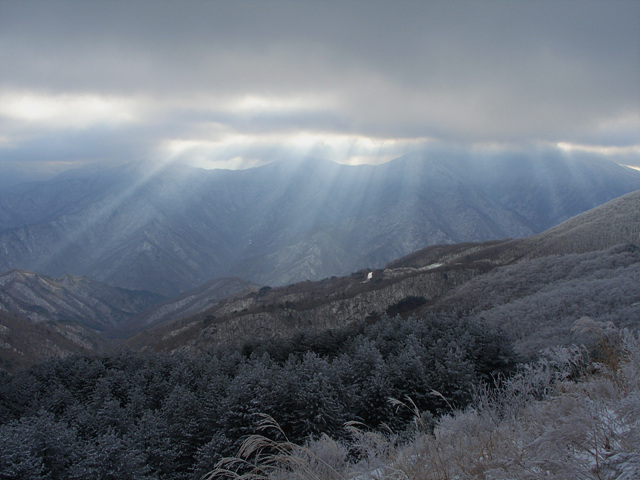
160;131;434;170
0;0;638;182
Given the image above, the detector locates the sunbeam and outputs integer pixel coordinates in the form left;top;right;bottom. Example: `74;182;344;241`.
29;157;185;274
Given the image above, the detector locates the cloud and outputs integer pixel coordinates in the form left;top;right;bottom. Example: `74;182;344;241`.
159;131;434;170
0;0;638;179
0;91;141;128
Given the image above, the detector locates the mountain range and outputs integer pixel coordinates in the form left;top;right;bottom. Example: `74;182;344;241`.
3;187;636;369
1;153;639;297
0;153;639;369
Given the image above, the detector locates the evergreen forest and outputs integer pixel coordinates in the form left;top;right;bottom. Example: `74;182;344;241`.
0;315;517;479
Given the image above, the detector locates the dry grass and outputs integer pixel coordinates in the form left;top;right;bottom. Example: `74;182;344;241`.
204;414;349;480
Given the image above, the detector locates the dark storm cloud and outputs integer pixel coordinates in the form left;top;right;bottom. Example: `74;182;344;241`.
0;0;638;176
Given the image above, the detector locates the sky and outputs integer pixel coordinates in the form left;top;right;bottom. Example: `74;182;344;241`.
0;0;639;183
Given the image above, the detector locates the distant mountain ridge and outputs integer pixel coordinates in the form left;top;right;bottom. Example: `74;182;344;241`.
0;269;164;330
0;153;639;297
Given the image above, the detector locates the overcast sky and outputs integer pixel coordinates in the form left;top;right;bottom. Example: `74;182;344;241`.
1;0;639;182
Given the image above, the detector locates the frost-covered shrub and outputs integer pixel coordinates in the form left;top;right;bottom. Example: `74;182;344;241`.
392;328;640;479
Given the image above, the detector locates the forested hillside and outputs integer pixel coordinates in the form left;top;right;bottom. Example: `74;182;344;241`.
130;191;640;358
428;244;640;356
0;310;93;371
